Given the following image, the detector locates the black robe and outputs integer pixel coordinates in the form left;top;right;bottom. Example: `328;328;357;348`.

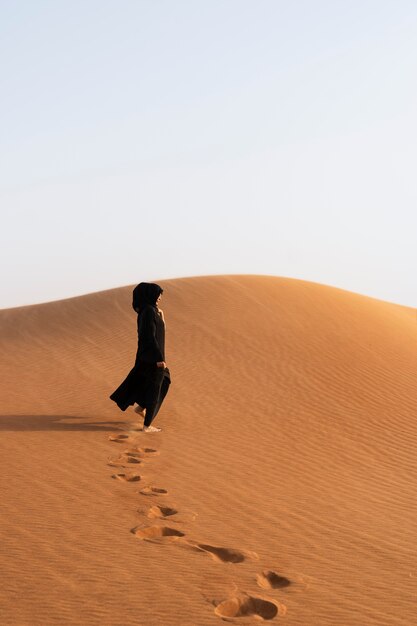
109;304;171;412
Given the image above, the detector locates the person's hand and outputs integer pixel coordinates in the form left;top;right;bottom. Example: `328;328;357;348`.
156;361;166;368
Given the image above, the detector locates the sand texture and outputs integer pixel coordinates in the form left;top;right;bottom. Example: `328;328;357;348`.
1;274;416;625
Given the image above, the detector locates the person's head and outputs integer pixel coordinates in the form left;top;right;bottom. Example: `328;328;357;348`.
132;282;163;313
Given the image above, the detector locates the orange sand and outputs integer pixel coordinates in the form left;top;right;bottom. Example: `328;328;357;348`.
0;275;416;625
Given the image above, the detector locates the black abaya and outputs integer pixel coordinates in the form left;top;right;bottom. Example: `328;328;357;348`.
109;299;170;423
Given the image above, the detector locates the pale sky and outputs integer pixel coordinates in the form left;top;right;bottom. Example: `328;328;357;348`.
1;0;417;309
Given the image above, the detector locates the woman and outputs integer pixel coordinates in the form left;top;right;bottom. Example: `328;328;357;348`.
109;282;171;433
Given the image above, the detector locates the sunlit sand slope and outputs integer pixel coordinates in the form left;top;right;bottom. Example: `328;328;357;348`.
0;275;416;625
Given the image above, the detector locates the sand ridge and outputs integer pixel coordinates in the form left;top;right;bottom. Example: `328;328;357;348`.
1;274;417;625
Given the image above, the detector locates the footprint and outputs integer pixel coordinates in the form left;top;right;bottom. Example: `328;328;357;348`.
107;457;127;467
214;594;285;620
139;486;168;496
108;454;142;467
128;447;159;457
124;454;141;463
256;570;291;590
131;525;185;540
191;543;258;564
112;473;141;482
147;505;178;519
108;434;130;443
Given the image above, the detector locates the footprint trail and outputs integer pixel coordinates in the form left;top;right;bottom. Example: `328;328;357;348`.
106;426;295;621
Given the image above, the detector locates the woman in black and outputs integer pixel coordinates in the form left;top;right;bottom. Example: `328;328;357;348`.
109;282;171;433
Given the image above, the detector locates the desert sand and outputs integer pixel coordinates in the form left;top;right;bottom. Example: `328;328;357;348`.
1;274;416;625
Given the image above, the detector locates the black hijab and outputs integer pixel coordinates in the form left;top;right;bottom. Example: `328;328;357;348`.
132;282;163;314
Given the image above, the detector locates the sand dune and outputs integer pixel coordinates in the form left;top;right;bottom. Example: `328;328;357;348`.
0;274;416;625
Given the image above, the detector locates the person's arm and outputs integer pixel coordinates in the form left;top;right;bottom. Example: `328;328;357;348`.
138;306;164;363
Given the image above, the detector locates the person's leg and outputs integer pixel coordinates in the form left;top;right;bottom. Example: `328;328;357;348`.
144;375;170;427
143;371;164;427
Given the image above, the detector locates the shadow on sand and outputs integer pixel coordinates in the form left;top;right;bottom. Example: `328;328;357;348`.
0;415;126;433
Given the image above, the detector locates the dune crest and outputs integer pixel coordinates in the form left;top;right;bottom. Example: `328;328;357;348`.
1;275;416;625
